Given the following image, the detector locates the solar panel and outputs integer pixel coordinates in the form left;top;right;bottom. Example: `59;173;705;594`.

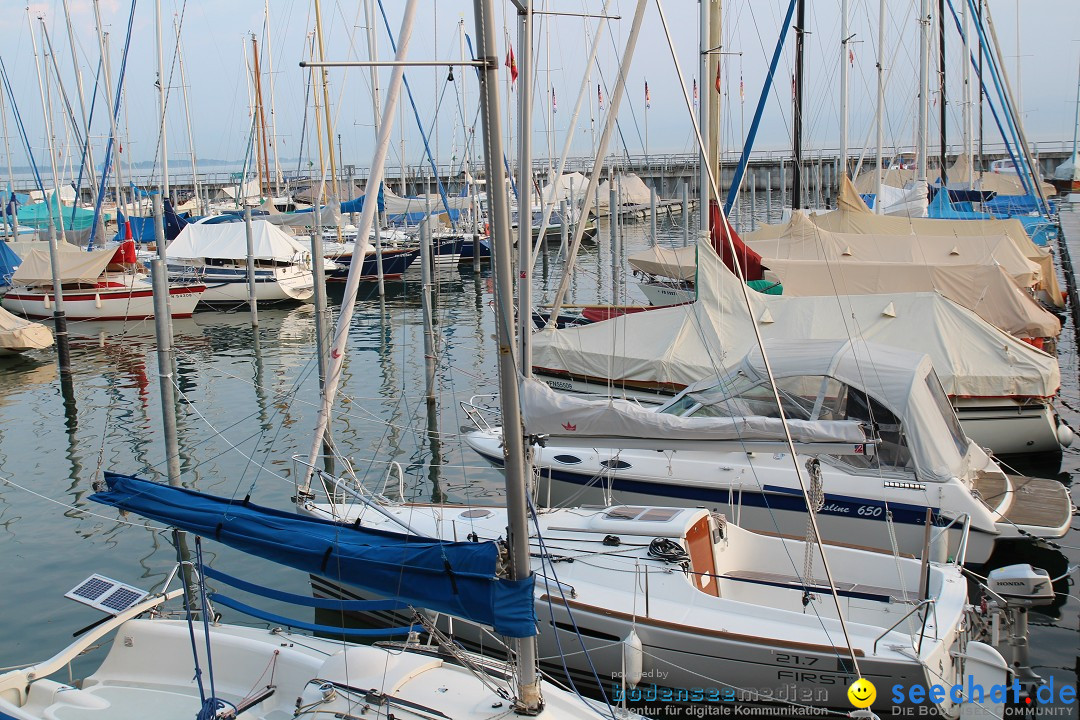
65;574;149;615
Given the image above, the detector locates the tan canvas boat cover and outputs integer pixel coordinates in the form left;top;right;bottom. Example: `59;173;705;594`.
745;211;1039;287
752;177;1063;307
854;167;919;192
949;154;1056;197
761;258;1059;338
0;305;52;351
627;245;697;280
531;238;1059;399
11;247;116;285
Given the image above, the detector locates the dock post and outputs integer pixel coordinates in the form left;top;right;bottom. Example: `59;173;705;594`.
243;206;259;325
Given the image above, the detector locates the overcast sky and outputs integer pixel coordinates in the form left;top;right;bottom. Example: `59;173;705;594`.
0;0;1075;184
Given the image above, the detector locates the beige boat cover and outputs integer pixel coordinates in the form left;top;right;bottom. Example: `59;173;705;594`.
745;211;1040;287
752;178;1064;307
627;245;697;280
761;258;1059;338
11;247;116;285
531;238;1059;399
853;167;920;192
0;305;52;351
949;154;1056;197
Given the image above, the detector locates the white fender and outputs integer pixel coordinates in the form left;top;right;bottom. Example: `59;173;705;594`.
1057;421;1075;448
622;630;643;688
94;293;102;309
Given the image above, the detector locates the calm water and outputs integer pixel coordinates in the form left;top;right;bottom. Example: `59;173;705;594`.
0;208;1078;716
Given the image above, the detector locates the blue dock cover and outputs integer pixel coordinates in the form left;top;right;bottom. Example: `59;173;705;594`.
91;472;537;638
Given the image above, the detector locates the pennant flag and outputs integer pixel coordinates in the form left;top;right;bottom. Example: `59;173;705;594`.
552;86;557;113
714;62;721;94
645;80;651;109
739;73;744;102
849;47;854;65
598;83;604;110
693;78;698;107
505;46;518;84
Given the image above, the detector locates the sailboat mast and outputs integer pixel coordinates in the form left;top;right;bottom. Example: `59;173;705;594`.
313;0;343;246
61;0;105;242
515;2;533;376
1072;54;1080;183
252;35;272;198
263;0;283;197
792;0;806;209
839;0;849;179
175;17;202;215
961;0;973;185
155;0;170;201
916;0;930;184
874;0;885;208
938;0;947;186
471;0;541;708
93;2;131;222
698;0;710;228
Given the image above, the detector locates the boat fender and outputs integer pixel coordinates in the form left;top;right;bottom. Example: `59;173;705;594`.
622;630;643;688
44;293;51;310
1057;420;1075;448
94;293;102;309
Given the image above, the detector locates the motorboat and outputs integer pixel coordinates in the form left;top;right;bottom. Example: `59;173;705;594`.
480;340;1073;564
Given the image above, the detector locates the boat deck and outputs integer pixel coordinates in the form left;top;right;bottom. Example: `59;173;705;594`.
974;472;1072;529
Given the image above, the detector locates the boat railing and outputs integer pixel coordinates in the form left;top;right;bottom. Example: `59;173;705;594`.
928;512;973;566
461;394;500;431
872;598;938;657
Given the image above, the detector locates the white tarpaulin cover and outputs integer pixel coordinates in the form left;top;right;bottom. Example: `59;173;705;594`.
0;305;52;351
745;211;1040;287
531;238;1059;399
596;173;652;208
381;187;473;214
11;247;116;285
257;199;342;229
519;376;867;444
722;339;990;483
628;245;697;280
870;182;929;217
757;177;1064;307
166;220;311;262
540;172;588;206
761;258;1060;338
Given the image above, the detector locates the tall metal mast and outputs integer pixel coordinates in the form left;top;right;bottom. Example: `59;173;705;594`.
792;0;806;209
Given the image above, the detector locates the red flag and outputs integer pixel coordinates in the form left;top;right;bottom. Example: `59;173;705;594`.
714;62;721;94
598;83;604;110
693;78;698;107
505;46;518;84
552;86;557;113
848;47;854;65
645;80;651;109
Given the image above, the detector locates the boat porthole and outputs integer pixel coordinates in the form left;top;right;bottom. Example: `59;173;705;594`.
553;454;582;465
459;508;494;519
600;459;632;470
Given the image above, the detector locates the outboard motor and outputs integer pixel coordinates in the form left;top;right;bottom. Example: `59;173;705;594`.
981;565;1054;685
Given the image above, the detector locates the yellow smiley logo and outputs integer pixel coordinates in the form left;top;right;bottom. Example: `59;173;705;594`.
847;677;877;708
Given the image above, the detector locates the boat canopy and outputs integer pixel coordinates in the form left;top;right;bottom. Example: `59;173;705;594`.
519;376;867;444
91;472;537;638
531;238;1059;399
540;172;588;205
11;247;116;285
628;245;697;280
167;220;311;262
684;340;986;484
746;211;1039;287
753;177;1063;307
115;199;189;243
760;258;1059;338
596;173;652;207
0;241;20;285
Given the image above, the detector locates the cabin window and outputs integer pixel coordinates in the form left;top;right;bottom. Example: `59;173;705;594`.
825;388;914;475
599;459;632;470
924;370;969;457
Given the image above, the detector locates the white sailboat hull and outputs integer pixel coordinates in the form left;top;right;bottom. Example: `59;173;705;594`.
168;262;314;303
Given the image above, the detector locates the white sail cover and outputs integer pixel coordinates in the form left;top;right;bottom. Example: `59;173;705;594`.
531;238;1059;399
761;258;1060;338
868;182;929;217
0;305;52;351
381;187;473;214
11;247;116;285
627;245;697;280
166;221;311;262
754;177;1063;307
745;211;1040;287
540;172;588;206
519;376;867;444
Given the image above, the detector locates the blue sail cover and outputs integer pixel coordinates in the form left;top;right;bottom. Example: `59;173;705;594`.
91;472;536;638
114;199;189;243
0;240;20;286
339;184;385;215
930;190;1056;246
